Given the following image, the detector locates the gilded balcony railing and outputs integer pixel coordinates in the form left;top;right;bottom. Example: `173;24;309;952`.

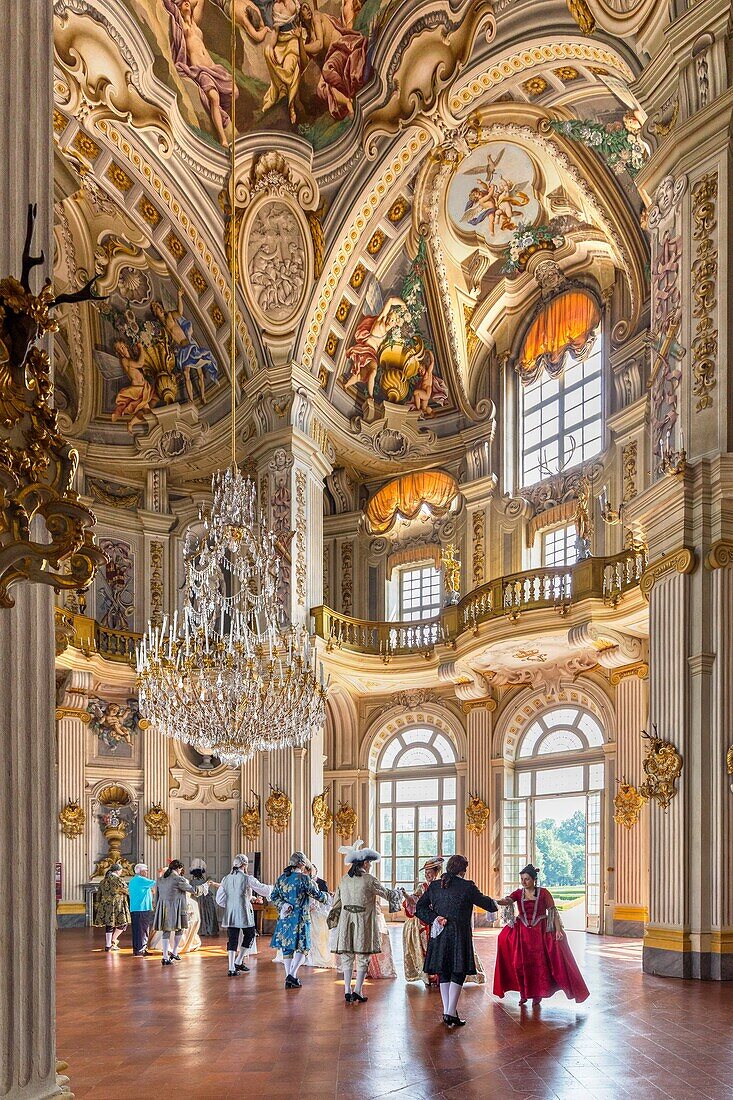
55;608;141;664
312;548;647;658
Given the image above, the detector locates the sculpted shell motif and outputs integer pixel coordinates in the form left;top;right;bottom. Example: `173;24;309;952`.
243;197;310;332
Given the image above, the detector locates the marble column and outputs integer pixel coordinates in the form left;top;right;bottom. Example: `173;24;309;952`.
0;1;62;1096
612;672;649;936
709;558;733;978
464;703;495;900
56;672;94;927
141;722;170;867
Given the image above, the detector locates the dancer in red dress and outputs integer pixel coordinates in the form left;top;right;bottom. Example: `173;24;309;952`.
493;864;589;1006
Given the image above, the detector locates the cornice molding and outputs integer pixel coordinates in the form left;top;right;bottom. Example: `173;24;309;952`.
639;547;696;601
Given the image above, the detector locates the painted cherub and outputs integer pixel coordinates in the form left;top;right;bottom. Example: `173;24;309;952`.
88;700;134;749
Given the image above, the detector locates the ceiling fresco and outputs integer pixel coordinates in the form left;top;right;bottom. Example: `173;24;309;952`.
51;0;652;485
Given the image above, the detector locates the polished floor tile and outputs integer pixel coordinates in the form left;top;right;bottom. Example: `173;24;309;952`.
56;927;733;1099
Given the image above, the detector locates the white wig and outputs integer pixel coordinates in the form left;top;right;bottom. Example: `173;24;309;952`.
134;862;148;875
233;854;249;868
338;838;380;865
189;858;207;872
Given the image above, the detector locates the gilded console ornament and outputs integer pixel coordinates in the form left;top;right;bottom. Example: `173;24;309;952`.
441;543;461;604
334;801;357;842
59;799;85;840
143;803;170;841
726;745;733;778
0;204;105;607
265;785;292;833
312;790;333;835
466;793;490;835
613;782;646;830
639;726;682;811
241;791;261;842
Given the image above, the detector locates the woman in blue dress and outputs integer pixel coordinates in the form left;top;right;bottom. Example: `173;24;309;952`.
271;851;328;989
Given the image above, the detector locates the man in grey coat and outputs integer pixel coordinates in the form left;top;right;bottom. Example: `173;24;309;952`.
216;854;272;976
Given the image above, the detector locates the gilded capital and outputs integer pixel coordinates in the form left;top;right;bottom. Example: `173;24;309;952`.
639;547;696;601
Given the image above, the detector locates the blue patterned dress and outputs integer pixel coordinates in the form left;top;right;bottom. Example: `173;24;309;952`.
270;871;328;956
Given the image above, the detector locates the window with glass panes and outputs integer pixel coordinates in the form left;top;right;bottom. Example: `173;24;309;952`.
520;334;603;488
542;524;577;567
377;728;457;892
398;564;442;621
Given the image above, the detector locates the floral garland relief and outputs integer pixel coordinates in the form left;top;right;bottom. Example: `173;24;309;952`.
690;172;718;411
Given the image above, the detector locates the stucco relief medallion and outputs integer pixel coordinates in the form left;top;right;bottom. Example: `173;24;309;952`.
242;196;311;334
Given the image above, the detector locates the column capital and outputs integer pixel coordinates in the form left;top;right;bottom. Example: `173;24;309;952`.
706;539;733;570
610;661;650;686
640;547;696;600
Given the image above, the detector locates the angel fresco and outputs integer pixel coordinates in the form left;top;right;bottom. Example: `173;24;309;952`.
461;149;530;235
87;698;142;750
342;240;450;414
163;0;236;145
111;341;158;433
151;287;219;404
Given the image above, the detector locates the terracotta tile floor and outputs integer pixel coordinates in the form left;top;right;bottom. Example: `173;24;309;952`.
57;927;733;1100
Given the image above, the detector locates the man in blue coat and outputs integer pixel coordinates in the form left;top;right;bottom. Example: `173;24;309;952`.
128;862;157;957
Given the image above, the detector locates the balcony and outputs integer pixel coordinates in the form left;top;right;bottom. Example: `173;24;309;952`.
55;608;141;664
312;548;647;659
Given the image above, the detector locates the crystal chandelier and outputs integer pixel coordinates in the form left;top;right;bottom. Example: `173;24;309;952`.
136;13;327;763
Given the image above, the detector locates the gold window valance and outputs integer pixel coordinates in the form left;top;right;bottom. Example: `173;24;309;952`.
365;471;459;536
517;290;601;385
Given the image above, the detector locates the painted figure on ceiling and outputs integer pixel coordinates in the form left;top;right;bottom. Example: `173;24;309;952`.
230;0;304;125
164;0;236;145
151;288;219;404
299;1;368;121
111;340;158;432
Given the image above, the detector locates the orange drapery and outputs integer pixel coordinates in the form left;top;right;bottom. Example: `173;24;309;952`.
365;471;459;535
517;290;601;385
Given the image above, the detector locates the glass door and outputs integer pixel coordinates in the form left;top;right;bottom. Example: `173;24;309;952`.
585;790;602;933
501;797;531;898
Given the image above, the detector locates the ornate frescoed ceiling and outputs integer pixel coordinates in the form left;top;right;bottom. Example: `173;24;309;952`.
51;0;653;491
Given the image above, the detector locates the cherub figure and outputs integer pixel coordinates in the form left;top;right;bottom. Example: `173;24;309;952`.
87;700;137;749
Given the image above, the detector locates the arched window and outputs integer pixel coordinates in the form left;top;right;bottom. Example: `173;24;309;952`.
514;706;605;796
377;727;457;890
518;290;603;487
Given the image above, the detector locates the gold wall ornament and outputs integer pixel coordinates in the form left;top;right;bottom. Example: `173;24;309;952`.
241;791;261;842
639;725;683;811
59;799;86;839
690;172;718;411
0;204;106;607
726;745;733;777
312;790;333;835
566;0;596;35
143;803;170;841
441;543;461;601
334;801;357;842
613;781;646;830
466;793;490;835
265;785;292;833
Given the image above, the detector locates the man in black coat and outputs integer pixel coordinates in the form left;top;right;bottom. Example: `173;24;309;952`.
416;853;497;1027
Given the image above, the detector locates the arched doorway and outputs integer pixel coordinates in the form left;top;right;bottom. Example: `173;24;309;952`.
376;726;458;892
502;705;605;933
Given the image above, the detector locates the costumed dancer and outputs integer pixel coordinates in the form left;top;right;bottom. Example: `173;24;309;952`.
366;896;397;980
493;863;589;1007
303;866;335;969
216;854;272;977
271;852;328;988
152;859;204;966
94;863;131;952
415;854;497;1027
190;861;219;937
328;839;403;1004
403;857;444;985
128;862;156;957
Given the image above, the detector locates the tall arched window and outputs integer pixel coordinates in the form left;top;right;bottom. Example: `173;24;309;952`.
518;289;603;487
377;727;457;891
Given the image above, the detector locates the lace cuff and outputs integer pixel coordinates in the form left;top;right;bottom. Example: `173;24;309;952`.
545;906;563;933
500;903;515;927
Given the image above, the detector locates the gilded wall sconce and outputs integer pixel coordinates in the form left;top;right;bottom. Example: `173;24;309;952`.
639;725;683;810
241;791;261;843
265;785;292;833
0;204;106;607
726;746;733;793
59;799;85;840
334;801;357;842
466;793;490;835
143;803;170;841
613;780;646;829
312;790;333;835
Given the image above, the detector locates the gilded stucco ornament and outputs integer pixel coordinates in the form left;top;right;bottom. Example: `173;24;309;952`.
465;793;490;835
265;785;292;833
335;801;358;842
143;803;170;841
639;726;682;811
613;782;646;830
59;799;86;840
312;791;334;836
240;792;261;843
0;205;106;607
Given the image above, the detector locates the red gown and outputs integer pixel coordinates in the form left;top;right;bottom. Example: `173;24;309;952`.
493;887;589;1003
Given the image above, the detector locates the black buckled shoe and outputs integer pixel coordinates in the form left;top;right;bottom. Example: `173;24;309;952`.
235;963;250;973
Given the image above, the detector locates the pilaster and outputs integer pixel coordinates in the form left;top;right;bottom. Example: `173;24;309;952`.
464;703;495;899
612;671;649;936
56;672;94;926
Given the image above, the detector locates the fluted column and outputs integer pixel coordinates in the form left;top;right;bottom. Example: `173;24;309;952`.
612;672;649;936
464;703;494;899
710;561;733;978
141;723;170;866
56;672;94;926
0;1;59;1095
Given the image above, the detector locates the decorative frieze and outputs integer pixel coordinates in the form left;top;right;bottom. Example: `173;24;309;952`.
295;469;307;607
341;540;353;615
690;172;718;411
622;441;637;503
149;540;163;628
472;510;485;586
